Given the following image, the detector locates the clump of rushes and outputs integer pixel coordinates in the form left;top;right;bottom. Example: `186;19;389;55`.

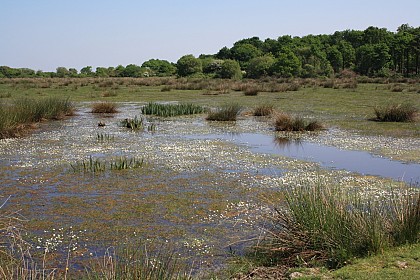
141;102;205;117
274;112;323;132
206;104;242;121
253;104;274;116
120;116;144;130
243;86;259;96
110;156;144;170
0;97;74;139
96;133;115;142
256;180;420;268
373;103;418;122
91;102;119;114
71;156;145;173
70;156;106;173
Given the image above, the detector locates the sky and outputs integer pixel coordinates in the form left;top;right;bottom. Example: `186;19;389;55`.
1;0;419;72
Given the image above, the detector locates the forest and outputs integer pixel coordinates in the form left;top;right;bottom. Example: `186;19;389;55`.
1;24;419;79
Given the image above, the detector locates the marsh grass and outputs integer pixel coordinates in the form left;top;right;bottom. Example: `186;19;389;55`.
373;103;418;122
71;156;145;173
0;97;74;138
91;102;119;114
96;133;115;142
110;156;144;170
253;104;274;116
86;242;191;280
206;104;242;121
120;116;144;130
273;112;323;132
70;156;106;173
141;102;205;117
256;180;420;268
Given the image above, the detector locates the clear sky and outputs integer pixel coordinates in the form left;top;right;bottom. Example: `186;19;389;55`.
1;0;419;72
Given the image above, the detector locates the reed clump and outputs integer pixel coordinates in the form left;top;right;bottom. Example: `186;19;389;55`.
273;112;323;132
141;102;205;117
120;116;144;130
0;97;75;138
253;104;274;116
256;180;420;268
91;102;119;114
206;104;242;121
373;103;418;122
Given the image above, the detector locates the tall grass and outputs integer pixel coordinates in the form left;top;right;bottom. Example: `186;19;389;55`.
257;180;420;268
206;104;242;121
253;104;274;116
141;102;205;117
0;97;74;138
373;103;418;122
91;102;119;114
273;112;323;132
86;243;191;280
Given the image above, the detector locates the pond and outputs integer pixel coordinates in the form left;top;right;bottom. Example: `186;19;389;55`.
0;102;419;272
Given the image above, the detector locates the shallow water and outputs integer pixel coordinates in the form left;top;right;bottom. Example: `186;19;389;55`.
0;102;419;271
189;133;420;184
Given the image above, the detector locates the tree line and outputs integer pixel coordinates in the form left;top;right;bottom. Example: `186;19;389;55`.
1;24;419;79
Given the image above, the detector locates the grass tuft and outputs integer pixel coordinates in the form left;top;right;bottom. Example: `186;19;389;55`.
91;102;119;114
373;103;418;122
253;104;274;116
141;102;205;117
273;112;323;132
206;104;242;121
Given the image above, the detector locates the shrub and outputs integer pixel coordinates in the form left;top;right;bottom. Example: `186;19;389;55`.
206;104;242;121
273;112;323;132
91;102;119;114
374;103;418;122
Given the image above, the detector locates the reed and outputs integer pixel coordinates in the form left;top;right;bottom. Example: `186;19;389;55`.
70;156;106;173
91;102;119;114
273;112;323;132
253;104;274;116
120;116;144;130
141;102;205;117
109;156;144;170
96;133;115;142
206;104;242;121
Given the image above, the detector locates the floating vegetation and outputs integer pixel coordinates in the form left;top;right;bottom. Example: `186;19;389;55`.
71;156;145;173
120;116;144;130
141;102;205;117
96;133;115;142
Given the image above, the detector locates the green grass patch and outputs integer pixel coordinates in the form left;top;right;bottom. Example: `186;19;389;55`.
141;102;205;117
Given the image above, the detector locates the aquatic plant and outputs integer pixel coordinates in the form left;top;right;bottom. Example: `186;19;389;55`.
373;103;418;122
91;101;119;113
96;133;115;142
256;180;420;268
206;104;242;121
141;102;205;117
110;156;144;170
70;156;106;173
273;112;323;132
120;116;144;130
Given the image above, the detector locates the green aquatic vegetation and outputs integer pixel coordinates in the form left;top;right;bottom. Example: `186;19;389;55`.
110;156;144;170
96;132;115;142
120;116;144;130
70;156;106;173
141;102;205;117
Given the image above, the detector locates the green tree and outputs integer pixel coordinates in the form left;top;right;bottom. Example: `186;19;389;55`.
356;43;391;75
326;45;343;73
141;59;176;76
56;67;69;78
122;64;143;77
176;55;202;77
217;59;242;79
80;66;93;76
68;68;78;77
246;55;275;78
95;67;109;77
230;43;262;68
271;50;301;77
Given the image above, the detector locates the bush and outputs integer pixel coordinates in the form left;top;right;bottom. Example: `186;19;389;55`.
374;103;418;122
206;104;242;121
91;102;119;113
274;112;323;132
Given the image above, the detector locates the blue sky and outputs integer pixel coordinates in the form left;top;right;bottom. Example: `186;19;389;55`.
1;0;419;72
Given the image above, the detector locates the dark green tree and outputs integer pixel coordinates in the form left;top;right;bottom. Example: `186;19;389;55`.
141;59;176;76
217;60;242;79
230;43;262;68
176;55;202;77
246;55;275;78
